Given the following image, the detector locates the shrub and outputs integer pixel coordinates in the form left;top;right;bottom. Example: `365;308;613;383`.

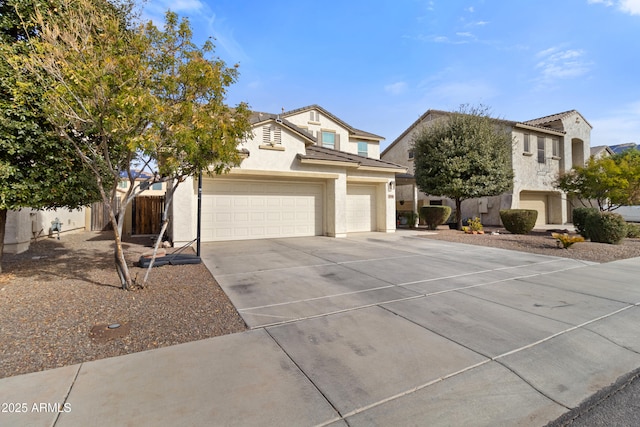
572;207;599;239
551;232;585;249
467;216;483;232
420;206;452;230
499;209;538;234
585;212;628;244
627;223;640;238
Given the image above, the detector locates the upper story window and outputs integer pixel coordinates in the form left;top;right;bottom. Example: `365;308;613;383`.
322;131;336;149
408;149;415;160
309;111;320;123
537;136;546;164
151;182;162;191
552;138;560;158
118;181;128;189
357;142;368;157
523;133;530;153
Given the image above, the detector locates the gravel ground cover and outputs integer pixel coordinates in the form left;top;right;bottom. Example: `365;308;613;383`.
417;227;640;264
0;231;246;379
1;227;639;379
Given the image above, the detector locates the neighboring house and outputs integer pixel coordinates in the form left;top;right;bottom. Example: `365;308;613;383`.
382;109;592;227
3;208;88;254
170;105;406;245
590;145;615;159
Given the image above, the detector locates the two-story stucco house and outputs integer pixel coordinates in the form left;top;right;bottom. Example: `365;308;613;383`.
170;105;406;245
381;109;592;227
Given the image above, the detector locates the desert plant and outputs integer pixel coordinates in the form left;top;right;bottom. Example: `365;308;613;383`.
585;212;628;244
405;211;419;228
420;206;452;230
467;216;483;232
627;223;640;238
572;207;599;239
551;233;585;249
499;209;538;234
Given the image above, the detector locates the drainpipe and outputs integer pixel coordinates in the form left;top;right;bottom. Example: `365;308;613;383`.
197;171;202;257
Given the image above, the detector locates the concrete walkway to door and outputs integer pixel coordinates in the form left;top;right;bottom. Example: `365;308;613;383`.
3;230;640;426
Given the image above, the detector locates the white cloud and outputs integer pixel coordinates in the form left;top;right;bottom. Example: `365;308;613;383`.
466;6;475;12
619;0;640;15
384;81;408;95
535;47;591;84
587;0;640;15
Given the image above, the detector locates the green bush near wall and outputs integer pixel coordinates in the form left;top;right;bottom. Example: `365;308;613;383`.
499;209;538;234
627;223;640;238
586;212;628;244
420;206;452;230
572;207;599;239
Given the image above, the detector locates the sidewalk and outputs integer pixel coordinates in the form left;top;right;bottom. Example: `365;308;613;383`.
1;233;639;426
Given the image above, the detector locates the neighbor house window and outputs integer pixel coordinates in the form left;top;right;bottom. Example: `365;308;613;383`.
118;181;128;189
151;182;162;191
408;149;415;160
309;111;319;122
322;131;336;149
552;138;559;157
357;142;368;157
537;136;546;164
262;125;281;144
523;134;530;153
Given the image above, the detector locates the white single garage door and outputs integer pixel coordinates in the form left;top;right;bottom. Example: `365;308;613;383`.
201;179;324;241
347;185;377;232
519;192;547;226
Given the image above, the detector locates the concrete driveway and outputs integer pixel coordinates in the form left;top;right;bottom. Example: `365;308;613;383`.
197;230;640;425
4;230;640;426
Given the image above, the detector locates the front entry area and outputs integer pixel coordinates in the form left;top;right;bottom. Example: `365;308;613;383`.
201;179;324;241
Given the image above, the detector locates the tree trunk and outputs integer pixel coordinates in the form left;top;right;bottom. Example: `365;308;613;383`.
0;208;6;274
107;204;133;290
455;198;463;230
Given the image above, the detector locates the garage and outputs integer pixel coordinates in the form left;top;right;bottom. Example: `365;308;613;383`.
347;185;377;232
519;192;548;226
201;179;324;241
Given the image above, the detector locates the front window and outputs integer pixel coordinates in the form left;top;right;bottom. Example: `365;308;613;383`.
552;138;559;157
357;142;368;157
537;136;546;164
322;131;335;149
523;134;530;153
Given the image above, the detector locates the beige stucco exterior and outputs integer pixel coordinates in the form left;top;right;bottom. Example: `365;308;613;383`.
3;207;88;254
170;106;404;245
382;109;592;227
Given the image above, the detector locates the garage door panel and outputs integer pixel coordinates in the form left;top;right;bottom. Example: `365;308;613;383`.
347;185;377;233
520;193;547;226
202;179;323;241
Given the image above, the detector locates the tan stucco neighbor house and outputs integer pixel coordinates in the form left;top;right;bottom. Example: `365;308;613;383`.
170;105;406;245
381;109;592;227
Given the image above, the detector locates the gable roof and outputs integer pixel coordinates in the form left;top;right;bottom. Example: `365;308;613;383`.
283;104;384;141
591;145;615;157
381;108;586;156
250;111;316;145
524;110;593;129
299;145;406;172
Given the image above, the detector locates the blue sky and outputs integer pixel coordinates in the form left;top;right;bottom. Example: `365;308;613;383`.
142;0;640;150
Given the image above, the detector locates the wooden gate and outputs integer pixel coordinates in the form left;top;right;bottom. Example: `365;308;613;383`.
132;196;165;235
91;199;121;231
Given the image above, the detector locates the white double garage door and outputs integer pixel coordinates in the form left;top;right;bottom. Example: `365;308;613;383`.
201;179;377;241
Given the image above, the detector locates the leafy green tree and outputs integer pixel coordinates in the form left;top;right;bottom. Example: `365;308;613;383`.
0;0;100;273
139;12;252;284
17;0;251;289
413;105;515;230
556;149;640;211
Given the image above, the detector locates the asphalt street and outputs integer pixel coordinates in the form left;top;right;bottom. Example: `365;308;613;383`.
548;367;640;427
